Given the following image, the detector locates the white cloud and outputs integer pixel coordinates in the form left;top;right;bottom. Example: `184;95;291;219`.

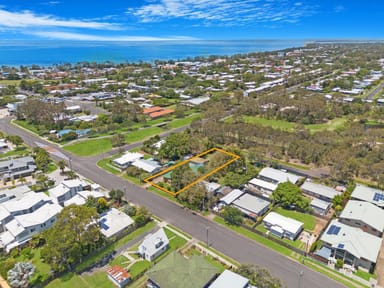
128;0;316;25
30;31;198;41
0;9;119;30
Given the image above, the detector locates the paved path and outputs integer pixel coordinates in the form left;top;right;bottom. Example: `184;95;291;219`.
0;117;348;288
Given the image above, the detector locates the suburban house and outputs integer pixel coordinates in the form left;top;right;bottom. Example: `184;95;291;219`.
209;269;251;288
320;220;382;272
107;265;131;288
0;156;37;181
310;198;331;215
0;192;62;252
263;212;303;240
113;152;143;169
143;106;175;119
0;185;32;204
202;181;221;196
146;251;218;288
219;189;244;207
63;189;104;206
49;179;86;206
99;208;134;238
138;228;169;261
131;158;162;174
339;200;384;237
351;184;384;208
231;193;270;219
300;181;340;202
248;167;302;196
247;178;278;196
257;167;302;185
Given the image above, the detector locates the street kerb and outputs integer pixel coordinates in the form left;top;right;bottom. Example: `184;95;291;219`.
144;147;240;196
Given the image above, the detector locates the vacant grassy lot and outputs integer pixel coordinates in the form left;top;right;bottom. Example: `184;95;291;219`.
274;207;316;232
125;127;163;143
167;113;202;129
13;120;40;135
64;138;112;156
227;116;347;133
45;271;114;288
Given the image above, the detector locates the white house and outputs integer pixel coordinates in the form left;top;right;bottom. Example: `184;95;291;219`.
247;178;278;196
63;190;105;207
113;152;143;169
257;167;302;184
301;181;340;202
131;158;161;174
0;185;32;204
263;212;303;240
0;194;62;252
231;193;270;219
320;220;382;272
138;228;169;261
99;208;134;238
339;200;384;237
49;179;86;206
209;269;250;288
351;184;384;208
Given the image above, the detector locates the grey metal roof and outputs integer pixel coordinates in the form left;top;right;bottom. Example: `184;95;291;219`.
209;269;249;288
258;167;301;184
321;220;382;263
301;181;340;200
232;193;270;216
351;184;384;208
340;200;384;232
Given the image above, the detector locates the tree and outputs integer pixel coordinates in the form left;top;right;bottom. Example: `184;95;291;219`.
33;147;51;172
134;206;152;227
109;189;124;205
177;184;207;210
271;182;310;212
222;206;243;226
170;165;195;192
237;264;283;288
66;170;78;180
41;205;104;272
111;133;126;147
6;135;23;148
58;160;66;174
7;262;35;288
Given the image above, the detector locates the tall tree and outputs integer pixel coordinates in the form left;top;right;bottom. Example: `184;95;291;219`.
41;205;104;272
237;264;283;288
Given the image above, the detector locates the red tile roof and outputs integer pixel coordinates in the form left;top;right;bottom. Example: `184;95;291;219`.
143;106;163;115
149;109;174;119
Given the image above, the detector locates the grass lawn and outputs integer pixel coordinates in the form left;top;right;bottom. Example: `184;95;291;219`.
128;260;151;278
46;271;115;288
0;79;22;85
46;163;57;173
354;269;376;281
274;207;316;232
97;156;122;175
167;113;202;129
125;127;163;143
164;227;188;250
110;255;130;267
13;119;40;135
63;138;112;156
74;221;156;273
147;186;178;202
305;117;347;133
16;248;51;285
0;147;30;159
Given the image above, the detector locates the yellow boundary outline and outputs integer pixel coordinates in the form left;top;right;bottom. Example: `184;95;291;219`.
144;147;240;196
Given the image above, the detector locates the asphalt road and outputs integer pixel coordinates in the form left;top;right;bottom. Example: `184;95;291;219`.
0;117;346;288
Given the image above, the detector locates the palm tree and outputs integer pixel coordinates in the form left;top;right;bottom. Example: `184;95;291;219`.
58;160;66;175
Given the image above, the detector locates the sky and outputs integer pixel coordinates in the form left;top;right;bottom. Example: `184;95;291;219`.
0;0;383;41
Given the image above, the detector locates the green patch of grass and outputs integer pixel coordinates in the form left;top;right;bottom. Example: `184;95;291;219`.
16;248;51;285
97;157;122;175
305;118;347;133
128;260;151;278
74;221;156;273
242;116;296;131
147;186;178;202
198;242;240;267
274;207;316;231
46;163;57;173
0;79;22;85
125;127;163;143
167;113;202;129
64;138;112;156
13;120;40;135
122;174;142;185
164;227;188;250
167;225;192;240
46;271;115;288
0;147;29;159
110;255;130;267
354;269;376;281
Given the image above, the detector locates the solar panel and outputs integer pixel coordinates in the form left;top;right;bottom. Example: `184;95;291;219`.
101;223;109;230
373;193;384;202
337;243;344;249
327;225;341;235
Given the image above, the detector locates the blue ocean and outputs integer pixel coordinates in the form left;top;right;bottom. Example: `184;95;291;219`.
0;39;305;66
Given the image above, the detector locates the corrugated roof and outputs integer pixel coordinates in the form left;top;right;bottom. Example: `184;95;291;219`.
301;181;340;200
258;167;301;184
263;212;303;235
220;189;244;205
209;269;249;288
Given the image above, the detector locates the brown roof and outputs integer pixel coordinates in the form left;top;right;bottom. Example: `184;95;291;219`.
149;109;174;119
143;106;163;115
107;266;130;284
